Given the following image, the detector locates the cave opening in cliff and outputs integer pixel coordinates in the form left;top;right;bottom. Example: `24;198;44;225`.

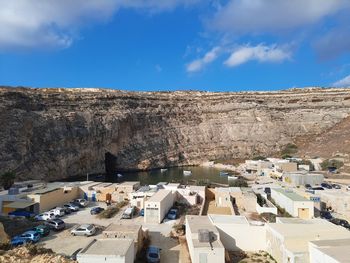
105;152;118;176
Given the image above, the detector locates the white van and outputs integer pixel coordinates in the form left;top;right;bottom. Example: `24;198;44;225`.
122;207;135;219
50;207;66;217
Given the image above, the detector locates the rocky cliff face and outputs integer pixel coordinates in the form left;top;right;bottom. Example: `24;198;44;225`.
1;87;350;180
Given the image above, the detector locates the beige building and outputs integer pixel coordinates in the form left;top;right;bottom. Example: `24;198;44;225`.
185;215;225;263
103;224;144;257
215;187;257;214
309;239;350;263
266;218;350;263
144;189;175;224
28;183;81;212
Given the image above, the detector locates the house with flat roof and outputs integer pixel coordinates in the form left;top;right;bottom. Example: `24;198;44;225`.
266;218;350;263
283;171;324;186
144;189;174;224
309;238;350;263
271;188;314;219
129;185;158;209
186;215;225;263
103;224;144;257
77;238;134;263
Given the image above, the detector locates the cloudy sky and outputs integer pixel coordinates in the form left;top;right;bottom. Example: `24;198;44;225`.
1;0;350;91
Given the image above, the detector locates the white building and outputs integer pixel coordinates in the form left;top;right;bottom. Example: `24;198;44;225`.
185;215;225;263
309;239;350;263
318;191;350;218
283;171;324;186
208;215;266;252
266;218;350;263
77;238;134;263
144;189;174;224
129;185;157;209
271;188;314;219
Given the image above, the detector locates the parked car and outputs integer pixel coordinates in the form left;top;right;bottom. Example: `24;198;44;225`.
321;183;332;189
31;224;50;237
71;224;96;236
122;207;136;219
63;203;79;212
74;199;89;207
63;207;72;215
90;207;104;215
50;207;65;217
330;218;350;229
332;184;341;189
10;237;28;246
45;219;65;231
264;187;271;194
15;231;40;243
304;184;312;189
35;212;57;221
8;210;35;219
347;185;350;191
146;246;161;263
312;187;324;191
167;208;178;220
320;211;333;220
139;208;144;216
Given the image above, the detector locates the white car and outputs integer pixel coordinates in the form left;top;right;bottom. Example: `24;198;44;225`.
50;207;65;217
74;199;89;207
71;224;96;236
35;212;57;221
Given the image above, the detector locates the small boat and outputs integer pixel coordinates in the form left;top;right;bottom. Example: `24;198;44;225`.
228;176;238;181
219;171;229;176
183;170;192;176
160;169;168;173
117;173;123;178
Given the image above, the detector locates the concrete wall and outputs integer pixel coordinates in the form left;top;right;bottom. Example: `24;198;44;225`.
77;244;134;263
309;243;339;263
28;187;80;212
256;201;278;215
215;223;266;252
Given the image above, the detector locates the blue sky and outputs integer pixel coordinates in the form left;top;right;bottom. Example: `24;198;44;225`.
1;0;350;92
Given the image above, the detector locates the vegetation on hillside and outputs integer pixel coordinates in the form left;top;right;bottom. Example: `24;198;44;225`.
281;143;298;158
0;171;16;190
320;159;344;170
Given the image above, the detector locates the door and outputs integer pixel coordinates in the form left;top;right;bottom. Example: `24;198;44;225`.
298;208;309;219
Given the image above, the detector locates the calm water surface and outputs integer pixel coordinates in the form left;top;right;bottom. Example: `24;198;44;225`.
83;166;231;185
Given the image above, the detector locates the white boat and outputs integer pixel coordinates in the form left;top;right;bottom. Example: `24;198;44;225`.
228;176;238;181
219;171;229;176
160;169;168;173
183;170;192;176
117;173;123;178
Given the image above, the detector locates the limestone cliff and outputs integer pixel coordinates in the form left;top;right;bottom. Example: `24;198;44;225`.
1;87;350;180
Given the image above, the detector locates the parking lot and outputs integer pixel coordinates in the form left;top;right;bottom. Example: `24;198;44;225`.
37;201;184;262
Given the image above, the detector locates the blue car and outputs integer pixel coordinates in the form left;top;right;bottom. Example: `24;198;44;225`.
90;207;105;215
8;210;35;218
11;237;28;246
15;230;40;243
146;246;161;263
139;208;144;216
167;208;178;220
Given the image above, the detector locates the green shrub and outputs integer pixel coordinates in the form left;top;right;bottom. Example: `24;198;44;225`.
229;179;248;187
321;159;344;170
97;205;119;219
252;156;266;161
281;143;298;156
0;171;16;190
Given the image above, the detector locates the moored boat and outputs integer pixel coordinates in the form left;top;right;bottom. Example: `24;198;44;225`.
219;171;229;176
183;170;192;176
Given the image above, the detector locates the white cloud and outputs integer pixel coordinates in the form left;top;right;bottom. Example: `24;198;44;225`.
211;0;350;34
333;75;350;87
186;46;221;72
0;0;199;50
224;44;291;67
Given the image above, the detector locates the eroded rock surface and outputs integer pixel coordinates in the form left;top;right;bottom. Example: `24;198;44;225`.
1;87;350;180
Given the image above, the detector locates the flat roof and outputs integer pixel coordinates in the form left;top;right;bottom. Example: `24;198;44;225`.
119;181;140;186
79;239;133;256
208;215;249;225
186;215;224;249
104;223;141;234
146;189;172;202
4;201;36;209
30;186;61;195
272;188;310;202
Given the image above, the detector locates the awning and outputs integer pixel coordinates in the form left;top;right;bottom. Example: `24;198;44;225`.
4;201;37;209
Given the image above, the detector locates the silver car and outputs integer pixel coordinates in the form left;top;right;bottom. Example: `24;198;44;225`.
71;224;96;236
